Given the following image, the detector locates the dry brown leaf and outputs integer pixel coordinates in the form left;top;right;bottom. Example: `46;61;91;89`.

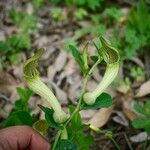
135;80;150;97
122;96;138;121
52;82;68;105
112;111;129;126
54;51;67;72
92;67;102;82
64;58;77;76
87;107;113;128
86;80;97;92
130;132;150;143
68;73;81;103
0;71;17;97
131;57;145;69
80;110;97;120
47;66;57;81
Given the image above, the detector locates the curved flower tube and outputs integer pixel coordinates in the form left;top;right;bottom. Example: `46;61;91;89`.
23;48;69;123
83;37;120;105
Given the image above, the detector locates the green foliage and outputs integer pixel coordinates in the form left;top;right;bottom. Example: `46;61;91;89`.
50;0;104;10
3;111;33;127
67;106;94;150
0;8;37;65
14;87;32;112
128;0;150;36
38;105;63;130
130;66;145;82
81;93;112;109
3;88;33;127
0;33;31;54
132;100;150;134
56;139;78;150
64;39;77;51
75;24;106;39
105;7;123;21
32;0;44;9
0;33;31;64
123;27;144;59
8;9;37;33
50;7;66;21
123;0;150;59
69;45;88;75
74;8;87;20
90;55;99;63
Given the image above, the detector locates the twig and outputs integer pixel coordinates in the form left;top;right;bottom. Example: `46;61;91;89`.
123;133;133;150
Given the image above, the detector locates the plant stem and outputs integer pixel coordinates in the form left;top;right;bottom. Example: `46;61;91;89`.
108;136;120;150
52;130;62;150
65;76;88;126
52;59;100;150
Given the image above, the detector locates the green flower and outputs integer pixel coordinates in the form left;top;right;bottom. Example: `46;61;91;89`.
23;48;69;123
83;37;120;105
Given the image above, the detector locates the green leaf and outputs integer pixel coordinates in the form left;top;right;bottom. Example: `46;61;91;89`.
81;93;112;110
133;102;145;115
38;105;63;130
55;139;78;150
33;120;49;136
16;87;32;103
67;106;94;150
3;111;32;127
90;55;99;63
132;117;150;129
14;100;31;112
69;106;83;131
145;126;150;135
74;132;94;150
69;45;86;74
64;39;77;52
105;7;123;21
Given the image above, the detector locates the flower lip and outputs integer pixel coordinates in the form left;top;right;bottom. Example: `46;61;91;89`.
99;36;120;64
23;48;45;79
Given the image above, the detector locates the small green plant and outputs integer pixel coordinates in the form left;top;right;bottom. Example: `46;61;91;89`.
132;100;150;134
50;0;104;11
64;39;78;51
132;100;150;149
50;7;66;21
123;0;150;59
75;24;106;39
105;7;124;21
23;36;120;149
0;33;31;64
130;66;145;82
8;9;38;33
8;9;37;33
32;0;44;9
74;8;87;20
0;9;38;65
2;87;33;127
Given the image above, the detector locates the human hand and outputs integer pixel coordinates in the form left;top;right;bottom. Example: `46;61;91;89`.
0;126;50;150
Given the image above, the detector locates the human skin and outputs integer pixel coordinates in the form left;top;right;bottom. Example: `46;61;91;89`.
0;126;50;150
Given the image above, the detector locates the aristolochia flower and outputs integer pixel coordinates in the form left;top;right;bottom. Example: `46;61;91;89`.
83;36;120;105
23;48;68;123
